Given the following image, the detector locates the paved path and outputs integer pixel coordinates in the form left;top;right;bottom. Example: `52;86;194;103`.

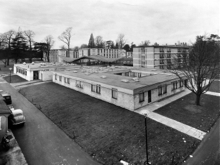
205;91;220;97
0;82;100;165
11;80;51;90
135;89;206;140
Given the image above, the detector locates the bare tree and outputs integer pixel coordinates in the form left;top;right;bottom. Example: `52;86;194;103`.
44;35;55;62
3;30;15;65
171;35;220;106
58;27;72;57
116;34;126;49
24;30;35;62
139;40;150;46
95;36;104;48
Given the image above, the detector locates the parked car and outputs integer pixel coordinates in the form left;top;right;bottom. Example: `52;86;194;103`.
9;109;25;126
1;92;12;105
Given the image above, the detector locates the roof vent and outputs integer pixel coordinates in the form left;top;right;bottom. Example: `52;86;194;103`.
121;79;129;83
132;77;139;82
101;75;107;79
32;62;34;65
23;62;26;65
73;70;77;73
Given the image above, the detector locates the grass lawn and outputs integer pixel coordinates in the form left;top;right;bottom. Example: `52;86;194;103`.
20;82;200;165
209;81;220;93
3;75;27;83
155;93;220;132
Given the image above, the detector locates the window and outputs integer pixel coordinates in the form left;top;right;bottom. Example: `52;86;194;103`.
184;79;188;87
76;80;83;88
64;77;66;83
160;59;164;64
141;48;145;53
139;92;145;102
67;78;70;84
158;86;162;96
179;80;183;87
163;84;167;94
59;76;62;82
96;85;101;94
55;74;57;80
91;84;101;94
112;88;118;99
91;84;96;92
172;81;178;91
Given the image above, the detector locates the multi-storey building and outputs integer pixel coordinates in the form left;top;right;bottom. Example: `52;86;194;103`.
77;48;125;58
133;45;189;69
47;48;126;63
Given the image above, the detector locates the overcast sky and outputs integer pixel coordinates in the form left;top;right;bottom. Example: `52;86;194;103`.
0;0;219;49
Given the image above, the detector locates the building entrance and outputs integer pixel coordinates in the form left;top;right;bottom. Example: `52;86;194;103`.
33;71;39;80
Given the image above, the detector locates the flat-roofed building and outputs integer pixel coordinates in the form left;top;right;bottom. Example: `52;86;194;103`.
52;67;188;111
133;45;189;69
13;62;80;81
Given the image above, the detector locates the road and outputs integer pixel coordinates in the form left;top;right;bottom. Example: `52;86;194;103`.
0;81;100;165
183;117;220;165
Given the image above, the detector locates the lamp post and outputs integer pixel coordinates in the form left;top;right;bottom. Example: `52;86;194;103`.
144;114;151;165
9;68;12;83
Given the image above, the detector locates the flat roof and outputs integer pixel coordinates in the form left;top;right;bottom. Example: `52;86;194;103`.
14;63;79;70
54;68;178;91
135;45;190;49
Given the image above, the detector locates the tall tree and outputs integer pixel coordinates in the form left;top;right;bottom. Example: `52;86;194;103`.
88;33;95;48
2;30;15;65
24;30;35;50
44;35;55;62
58;27;72;57
116;34;126;49
24;30;35;62
80;44;88;48
10;30;28;63
95;36;104;48
171;35;220;106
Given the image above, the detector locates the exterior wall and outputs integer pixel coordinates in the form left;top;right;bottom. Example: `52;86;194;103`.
133;48;141;67
52;72;135;110
134;80;186;110
133;46;189;69
39;71;53;81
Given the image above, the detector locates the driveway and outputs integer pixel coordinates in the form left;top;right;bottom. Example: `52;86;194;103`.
0;82;100;165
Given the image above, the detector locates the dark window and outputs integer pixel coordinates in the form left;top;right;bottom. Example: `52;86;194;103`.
139;92;145;102
112;88;118;99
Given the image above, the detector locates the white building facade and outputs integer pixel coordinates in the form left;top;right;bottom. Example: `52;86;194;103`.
133;46;189;69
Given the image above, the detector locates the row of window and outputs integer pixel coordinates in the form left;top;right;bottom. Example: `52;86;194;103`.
91;84;101;94
139;80;187;102
158;85;167;96
55;74;70;84
16;67;27;76
172;80;184;90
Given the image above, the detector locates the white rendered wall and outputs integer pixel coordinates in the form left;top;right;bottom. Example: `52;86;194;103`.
52;73;135;110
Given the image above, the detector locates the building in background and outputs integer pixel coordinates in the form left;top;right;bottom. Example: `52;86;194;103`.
133;45;189;69
47;48;127;63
